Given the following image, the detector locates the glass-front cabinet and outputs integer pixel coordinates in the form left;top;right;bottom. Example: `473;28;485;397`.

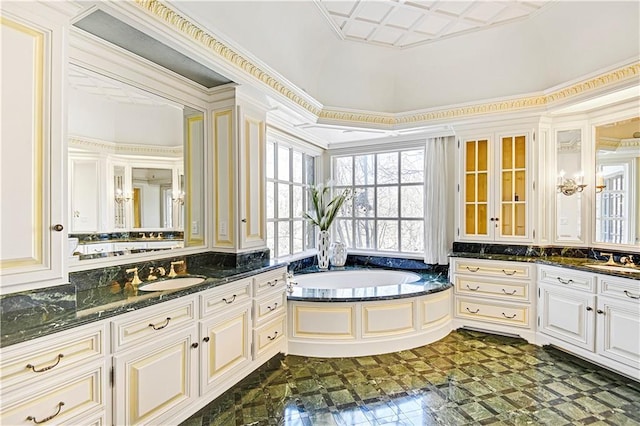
458;131;532;242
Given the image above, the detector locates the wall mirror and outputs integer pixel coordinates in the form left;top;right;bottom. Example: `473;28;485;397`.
594;117;640;247
68;65;205;260
555;128;584;243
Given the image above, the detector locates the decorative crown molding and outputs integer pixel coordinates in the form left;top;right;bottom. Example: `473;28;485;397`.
69;135;183;156
132;1;639;128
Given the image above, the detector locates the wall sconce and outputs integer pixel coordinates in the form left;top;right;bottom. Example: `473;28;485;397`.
595;172;606;193
172;191;185;205
557;170;586;196
115;189;132;204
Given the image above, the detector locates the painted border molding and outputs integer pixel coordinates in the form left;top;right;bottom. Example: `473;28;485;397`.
133;1;639;128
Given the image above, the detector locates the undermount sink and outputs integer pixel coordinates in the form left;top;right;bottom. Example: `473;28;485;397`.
583;264;640;274
138;276;206;292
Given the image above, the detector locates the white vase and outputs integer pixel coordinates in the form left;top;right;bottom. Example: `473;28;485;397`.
330;241;347;267
316;230;330;269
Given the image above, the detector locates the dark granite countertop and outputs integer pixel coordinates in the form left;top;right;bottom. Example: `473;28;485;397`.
287;266;451;302
450;252;640;280
1;261;287;348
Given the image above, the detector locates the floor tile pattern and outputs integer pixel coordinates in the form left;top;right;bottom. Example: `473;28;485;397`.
182;330;640;425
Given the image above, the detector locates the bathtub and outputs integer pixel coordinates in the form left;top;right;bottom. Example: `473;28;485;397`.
287;269;452;358
294;270;421;289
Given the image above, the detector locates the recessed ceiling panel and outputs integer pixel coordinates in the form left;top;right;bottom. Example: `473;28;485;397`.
314;0;551;48
73;9;232;89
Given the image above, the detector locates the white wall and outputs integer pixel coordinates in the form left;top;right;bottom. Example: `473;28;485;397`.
68;88;183;145
172;1;640;113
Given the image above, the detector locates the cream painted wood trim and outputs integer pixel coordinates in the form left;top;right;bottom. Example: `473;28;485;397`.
186;115;204;246
130;1;639;127
213;109;234;247
0;17;44;270
69;136;182;156
242;115;264;244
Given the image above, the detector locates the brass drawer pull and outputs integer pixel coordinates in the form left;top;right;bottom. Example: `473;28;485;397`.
222;295;237;304
466;284;480;291
624;290;640;300
502;269;517;276
501;289;517;295
26;354;64;373
267;331;279;341
268;279;279;287
466;267;480;272
27;401;64;424
502;312;517;319
466;307;480;314
267;303;278;311
149;317;171;330
557;277;573;285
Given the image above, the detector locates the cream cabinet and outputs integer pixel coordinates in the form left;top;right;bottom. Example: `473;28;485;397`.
456;130;534;243
252;268;288;361
451;257;536;343
198;278;253;396
111;296;199;425
212;88;267;251
0;322;109;425
537;265;639;380
109;268;288;425
0;3;71;293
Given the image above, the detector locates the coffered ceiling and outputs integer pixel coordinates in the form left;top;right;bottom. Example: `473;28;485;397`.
314;0;550;48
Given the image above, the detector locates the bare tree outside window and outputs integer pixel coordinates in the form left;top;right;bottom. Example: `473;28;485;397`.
334;148;425;254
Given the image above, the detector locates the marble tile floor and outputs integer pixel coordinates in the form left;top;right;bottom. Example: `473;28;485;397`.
181;330;640;426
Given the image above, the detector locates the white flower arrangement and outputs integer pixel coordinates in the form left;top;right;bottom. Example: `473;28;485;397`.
303;183;351;231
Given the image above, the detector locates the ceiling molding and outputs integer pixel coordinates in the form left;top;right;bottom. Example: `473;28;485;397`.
132;1;638;129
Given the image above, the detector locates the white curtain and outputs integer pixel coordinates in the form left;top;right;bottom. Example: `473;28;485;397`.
424;136;452;264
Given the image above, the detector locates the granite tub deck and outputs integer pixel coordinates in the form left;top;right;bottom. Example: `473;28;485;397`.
0;259;285;348
288;267;451;302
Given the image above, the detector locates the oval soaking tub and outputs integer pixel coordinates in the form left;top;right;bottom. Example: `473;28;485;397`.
287;269;452;358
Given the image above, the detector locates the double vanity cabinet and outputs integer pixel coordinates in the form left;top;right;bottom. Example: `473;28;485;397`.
0;266;288;426
451;257;640;380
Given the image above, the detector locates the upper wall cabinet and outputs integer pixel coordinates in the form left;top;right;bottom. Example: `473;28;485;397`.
0;5;71;293
212;88;266;251
456;128;535;243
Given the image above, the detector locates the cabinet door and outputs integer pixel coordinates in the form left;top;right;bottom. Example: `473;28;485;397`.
69;158;100;232
460;137;491;240
113;326;198;425
0;8;66;292
538;284;595;351
496;134;529;240
199;305;251;395
597;297;640;369
238;106;266;249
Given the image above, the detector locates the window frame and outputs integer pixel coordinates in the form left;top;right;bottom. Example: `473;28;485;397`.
331;145;426;257
265;130;321;260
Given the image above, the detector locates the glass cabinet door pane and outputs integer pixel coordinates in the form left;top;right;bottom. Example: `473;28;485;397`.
463;139;489;237
499;135;527;238
477;140;488;171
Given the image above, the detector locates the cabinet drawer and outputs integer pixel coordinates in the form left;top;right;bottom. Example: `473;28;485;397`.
455;297;530;328
453;258;533;279
1;363;105;426
538;265;596;292
200;278;252;318
253;316;286;359
253;291;287;326
0;323;106;391
78;242;112;255
599;276;640;303
253;268;287;297
454;275;529;301
111;297;196;351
